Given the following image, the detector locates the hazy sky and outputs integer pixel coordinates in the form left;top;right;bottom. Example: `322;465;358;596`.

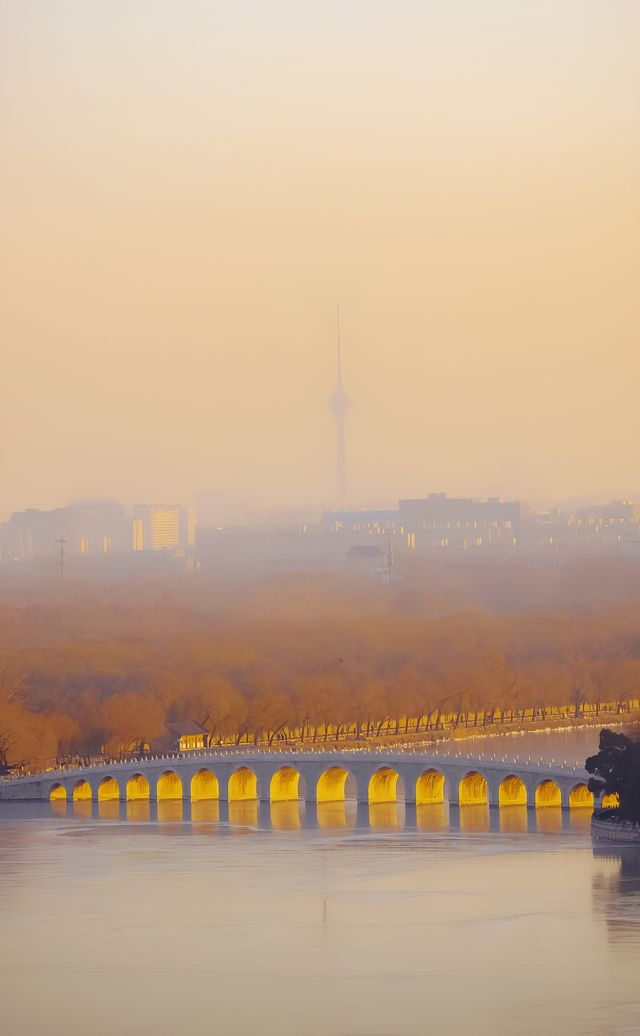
2;1;639;520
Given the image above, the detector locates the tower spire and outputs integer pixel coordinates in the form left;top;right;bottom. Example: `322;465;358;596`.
336;303;342;385
328;304;350;507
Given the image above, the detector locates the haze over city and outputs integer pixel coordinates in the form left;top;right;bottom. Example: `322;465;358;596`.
2;7;640;1036
3;1;640;521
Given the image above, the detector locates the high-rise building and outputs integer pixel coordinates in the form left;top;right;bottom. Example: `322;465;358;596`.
0;500;128;560
328;305;350;507
132;505;195;552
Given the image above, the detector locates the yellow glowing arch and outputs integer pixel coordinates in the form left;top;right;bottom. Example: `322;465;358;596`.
368;767;401;804
72;780;92;802
98;776;120;802
126;773;150;801
270;766;301;802
535;779;561;808
317;766;351;803
416;769;445;805
228;767;258;801
459;771;488;806
191;768;219;802
499;775;527;807
49;783;66;802
569;783;594;809
157;770;183;801
602;792;620;809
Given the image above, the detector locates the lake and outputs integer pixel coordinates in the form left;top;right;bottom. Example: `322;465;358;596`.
1;725;639;1036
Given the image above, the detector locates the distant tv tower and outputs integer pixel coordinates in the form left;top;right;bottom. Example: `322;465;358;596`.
328;304;350;507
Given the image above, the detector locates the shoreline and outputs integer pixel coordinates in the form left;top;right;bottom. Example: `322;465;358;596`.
360;711;640;751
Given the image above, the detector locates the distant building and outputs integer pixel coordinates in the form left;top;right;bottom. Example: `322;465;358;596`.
347;545;384;559
0;500;129;560
322;493;524;556
132;504;195;553
171;722;210;752
572;500;635;528
398;492;525;528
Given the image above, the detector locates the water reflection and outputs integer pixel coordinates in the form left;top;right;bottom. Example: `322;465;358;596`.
569;808;592;832
228;800;259;828
127;800;150;823
593;845;640;943
41;792;598;840
270;801;304;830
459;804;490;832
368;802;405;830
499;804;529;834
316;801;356;829
157;800;183;824
191;800;220;824
5;798;640;1036
98;801;120;822
535;807;563;834
416;803;449;832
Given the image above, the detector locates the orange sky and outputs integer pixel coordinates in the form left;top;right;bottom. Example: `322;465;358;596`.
2;2;639;519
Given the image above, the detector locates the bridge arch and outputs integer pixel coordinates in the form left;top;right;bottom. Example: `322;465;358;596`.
270;766;303;802
49;783;66;802
191;769;219;802
602;792;620;808
535;779;561;808
416;768;445;805
98;776;120;802
157;770;183;801
569;783;594;809
72;779;92;802
459;771;488;806
126;773;150;801
228;766;258;801
499;775;527;807
316;766;355;803
368;767;404;804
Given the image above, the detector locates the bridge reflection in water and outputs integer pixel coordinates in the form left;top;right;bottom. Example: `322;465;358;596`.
7;750;597;841
459;804;490;833
191;800;220;824
416;803;449;832
47;797;576;835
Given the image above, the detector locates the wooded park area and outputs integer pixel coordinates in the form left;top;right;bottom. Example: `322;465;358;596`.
2;561;640;769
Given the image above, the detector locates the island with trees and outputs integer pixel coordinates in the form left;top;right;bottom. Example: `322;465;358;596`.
588;729;640;842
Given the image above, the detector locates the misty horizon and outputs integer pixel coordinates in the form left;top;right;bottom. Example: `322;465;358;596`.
3;2;639;520
3;487;640;529
2;7;640;1036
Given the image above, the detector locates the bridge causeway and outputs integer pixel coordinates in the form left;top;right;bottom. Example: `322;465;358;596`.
0;747;598;810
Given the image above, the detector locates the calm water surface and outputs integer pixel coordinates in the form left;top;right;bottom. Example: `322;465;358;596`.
1;726;638;1035
427;723;629;766
1;791;640;1036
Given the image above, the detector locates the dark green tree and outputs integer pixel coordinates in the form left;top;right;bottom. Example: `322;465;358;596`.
586;729;640;820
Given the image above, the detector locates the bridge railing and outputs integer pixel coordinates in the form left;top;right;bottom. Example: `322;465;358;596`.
1;740;587;784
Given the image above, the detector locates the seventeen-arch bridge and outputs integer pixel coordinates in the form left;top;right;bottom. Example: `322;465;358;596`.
0;747;602;812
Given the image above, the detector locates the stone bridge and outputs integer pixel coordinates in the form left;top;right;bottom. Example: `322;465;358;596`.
0;747;601;811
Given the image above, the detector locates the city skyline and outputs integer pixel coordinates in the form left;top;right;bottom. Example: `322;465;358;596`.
3;490;639;569
2;3;639;519
3;484;640;528
2;7;639;1034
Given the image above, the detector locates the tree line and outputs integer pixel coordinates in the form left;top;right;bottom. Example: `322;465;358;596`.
3;566;640;769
